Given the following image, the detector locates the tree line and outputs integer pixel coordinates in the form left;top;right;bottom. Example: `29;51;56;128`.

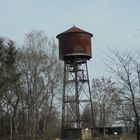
0;30;140;140
0;31;63;140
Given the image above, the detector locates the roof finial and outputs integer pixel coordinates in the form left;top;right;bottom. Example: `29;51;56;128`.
73;24;76;27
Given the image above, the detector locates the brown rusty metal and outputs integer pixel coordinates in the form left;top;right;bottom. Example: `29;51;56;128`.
56;26;93;61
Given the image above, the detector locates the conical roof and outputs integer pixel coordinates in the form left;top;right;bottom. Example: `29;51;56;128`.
56;25;93;38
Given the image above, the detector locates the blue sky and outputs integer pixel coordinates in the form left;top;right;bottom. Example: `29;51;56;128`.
0;0;140;78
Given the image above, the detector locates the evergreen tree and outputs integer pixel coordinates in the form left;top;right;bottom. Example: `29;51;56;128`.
0;38;19;138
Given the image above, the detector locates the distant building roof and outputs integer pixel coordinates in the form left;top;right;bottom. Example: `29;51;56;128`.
111;120;126;127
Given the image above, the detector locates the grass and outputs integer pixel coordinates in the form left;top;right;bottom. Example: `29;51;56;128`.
94;135;137;140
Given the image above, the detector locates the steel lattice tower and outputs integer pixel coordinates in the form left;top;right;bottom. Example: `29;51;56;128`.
56;26;94;139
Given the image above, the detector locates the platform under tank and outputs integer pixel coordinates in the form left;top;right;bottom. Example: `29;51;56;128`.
56;26;93;62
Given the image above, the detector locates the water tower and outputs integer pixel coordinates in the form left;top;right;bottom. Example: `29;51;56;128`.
56;26;94;139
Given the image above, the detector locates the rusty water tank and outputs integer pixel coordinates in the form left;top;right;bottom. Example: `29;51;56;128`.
56;26;93;61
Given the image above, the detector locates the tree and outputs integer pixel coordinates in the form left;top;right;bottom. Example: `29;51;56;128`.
0;38;20;140
91;77;121;135
0;31;63;140
17;30;63;140
105;50;140;140
0;38;7;97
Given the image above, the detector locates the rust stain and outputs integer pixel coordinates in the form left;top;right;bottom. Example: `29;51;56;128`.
56;26;93;61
